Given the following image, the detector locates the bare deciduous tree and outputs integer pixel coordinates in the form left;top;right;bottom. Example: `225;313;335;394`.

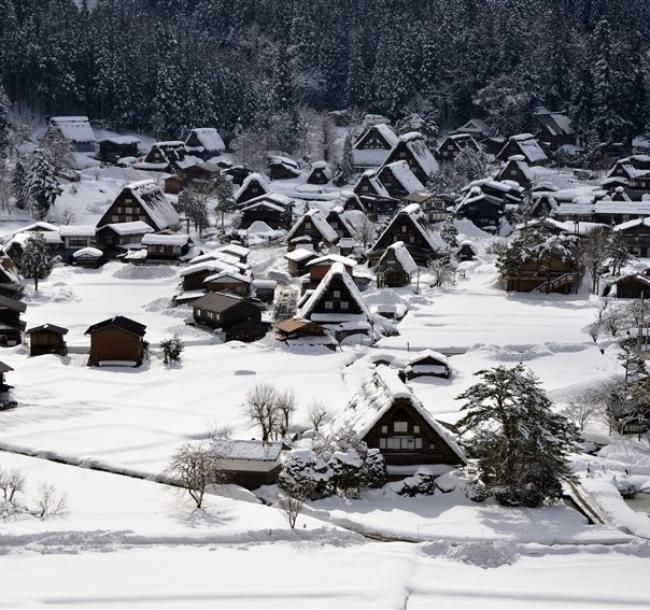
561;388;607;433
276;388;296;438
245;383;281;442
0;468;25;505
307;402;329;434
34;483;67;519
167;444;224;509
278;493;303;529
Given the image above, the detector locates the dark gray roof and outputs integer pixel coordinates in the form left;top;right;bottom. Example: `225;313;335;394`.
193;292;265;313
85;316;146;337
27;323;69;336
0;360;13;373
0;294;26;313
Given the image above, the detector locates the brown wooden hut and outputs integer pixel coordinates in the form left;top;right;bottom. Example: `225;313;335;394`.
85;316;147;367
26;324;68;356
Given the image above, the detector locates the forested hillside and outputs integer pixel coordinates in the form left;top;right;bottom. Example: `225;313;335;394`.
0;0;649;146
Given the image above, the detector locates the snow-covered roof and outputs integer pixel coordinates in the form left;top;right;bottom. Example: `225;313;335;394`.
73;247;103;258
101;221;154;236
268;155;299;169
499;157;534;182
298;262;370;320
613;217;650;232
7;230;62;247
59;225;96;238
284;248;316;263
124;180;180;230
216;244;249;258
186;128;225;153
98;135;140;145
354;170;391;198
377;241;418;274
11;221;59;236
242;193;294;209
49;116;95;143
382;161;425;193
452;118;489;135
595;201;650;215
306;254;358;268
339;366;466;462
398;132;439;176
501;134;547;164
234;173;269;201
373;203;447;255
141;233;190;246
405;349;450;368
354;123;399;149
286;208;338;244
204;270;252;284
211;439;282;462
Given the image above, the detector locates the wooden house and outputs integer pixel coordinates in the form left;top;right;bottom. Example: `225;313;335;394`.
45;116;95;152
267;156;302;180
165;162;221;195
85;316;147;367
96;221;154;256
352;123;398;168
368;203;446;266
530;192;559;218
184;128;225;160
338;366;466;468
496;134;548;166
192;292;267;342
251;279;277;303
140;141;187;171
495;155;534;189
72;247;104;268
239;193;294;230
375;241;417;287
553;200;650;225
305;254;357;287
326;206;358;240
5;228;62;265
297;262;371;341
613;218;650;258
606;155;650;188
0;295;26;346
26;323;68;356
141;233;192;260
525;110;576;151
284;248;317;277
402;351;451;380
451;118;490;141
376;161;425;199
273;317;330;345
97;136;140;164
210;439;282;489
455;179;524;231
339;192;365;213
215;244;250;265
353;169;392;199
286;209;338;247
0;256;24;298
604;274;650;299
97;180;180;232
501;248;581;293
204;271;252;296
436;133;481;162
306;161;332;185
224;165;252;186
234;173;269;205
180;255;250;292
382;132;439;184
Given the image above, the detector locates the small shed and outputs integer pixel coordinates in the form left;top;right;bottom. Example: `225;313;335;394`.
85;316;147;367
211;439;283;488
72;247;104;268
306;161;332;185
375;241;417;288
402;350;451;380
284;248;317;277
98;136;140;164
26;324;68;356
192;292;267;342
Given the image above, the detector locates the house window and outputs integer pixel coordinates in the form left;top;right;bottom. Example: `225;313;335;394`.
401;225;408;233
413;425;420;433
394;421;408;433
408;236;415;243
381;425;388;433
333;290;341;298
340;301;349;310
325;301;333;310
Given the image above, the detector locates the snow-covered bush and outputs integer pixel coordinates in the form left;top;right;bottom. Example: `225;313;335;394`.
612;475;639;499
160;335;184;365
397;467;436;497
278;449;333;500
363;448;386;489
447;540;519;568
328;449;365;498
464;478;489;503
434;471;457;494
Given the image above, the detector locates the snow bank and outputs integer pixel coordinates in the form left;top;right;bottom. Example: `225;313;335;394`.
421;539;519;568
112;264;177;280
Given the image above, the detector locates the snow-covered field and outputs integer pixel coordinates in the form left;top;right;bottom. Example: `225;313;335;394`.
1;166;650;607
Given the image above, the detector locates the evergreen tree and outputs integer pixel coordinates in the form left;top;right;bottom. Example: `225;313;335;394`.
457;364;580;507
608;231;630;276
26;150;61;221
0;85;10;158
21;232;54;291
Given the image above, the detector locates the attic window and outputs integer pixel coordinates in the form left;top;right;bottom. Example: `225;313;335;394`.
413;425;420;433
394;421;408;433
340;301;349;310
401;225;407;233
381;425;388;433
325;301;333;310
333;290;341;298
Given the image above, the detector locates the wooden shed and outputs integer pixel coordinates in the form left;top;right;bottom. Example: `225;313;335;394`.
85;316;147;367
26;324;69;356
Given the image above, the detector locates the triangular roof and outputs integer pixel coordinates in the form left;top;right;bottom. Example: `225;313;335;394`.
234;173;269;202
338;365;466;462
286;208;338;244
298;262;370;319
49;116;95;143
85;316;146;337
376;241;418;274
353;123;399;150
379;161;425;194
27;323;68;336
185;128;225;153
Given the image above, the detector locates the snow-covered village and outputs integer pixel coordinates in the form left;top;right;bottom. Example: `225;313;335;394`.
1;1;650;608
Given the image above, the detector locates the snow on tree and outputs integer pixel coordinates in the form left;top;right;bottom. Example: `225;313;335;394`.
440;220;458;249
26;150;61;221
397;467;436;497
328;449;365;498
396;112;439;144
456;364;580;507
579;226;610;294
607;231;630;276
363;448;386;489
278;449;333;500
160;335;184;365
21;232;54;291
0;86;10;158
41;126;74;172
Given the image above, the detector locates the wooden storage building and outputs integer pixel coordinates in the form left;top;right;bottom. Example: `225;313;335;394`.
26;324;68;356
85;316;147;367
192;292;267;342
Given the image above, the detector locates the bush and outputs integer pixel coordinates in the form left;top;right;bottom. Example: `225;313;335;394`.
328;450;365;498
278;449;333;500
160;335;184;364
465;479;489;503
397;467;436;497
363;449;386;489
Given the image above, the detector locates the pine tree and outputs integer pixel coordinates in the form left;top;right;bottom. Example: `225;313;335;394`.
26;150;61;221
440;220;458;249
160;335;184;365
12;159;27;210
608;231;630;276
0;86;10;159
21;232;54;291
456;364;580;507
